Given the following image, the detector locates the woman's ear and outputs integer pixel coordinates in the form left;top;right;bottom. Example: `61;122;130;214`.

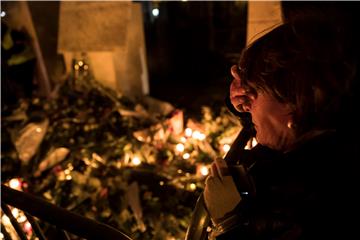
286;106;297;130
242;94;255;112
287;120;296;129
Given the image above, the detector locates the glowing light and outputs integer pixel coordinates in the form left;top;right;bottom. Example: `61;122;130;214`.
180;137;187;143
132;156;141;166
152;8;159;17
11;208;19;218
18;215;27;223
36;127;42;133
159;181;164;186
74;64;79;70
67;163;74;170
189;183;196;191
65;175;72;180
191;131;206;140
2;215;10;225
24;221;32;232
182;0;188;2
84;65;89;70
200;166;209;176
192;131;201;139
9;178;21;190
185;128;192;137
245;137;258;150
64;169;71;175
177;169;183;174
252;138;258;147
222;144;231;152
1;11;6;17
78;60;84;67
198;133;206;141
176;143;185;152
182;153;190;159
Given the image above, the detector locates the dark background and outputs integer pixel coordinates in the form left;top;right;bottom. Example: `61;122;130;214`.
141;1;247;116
1;1;247;116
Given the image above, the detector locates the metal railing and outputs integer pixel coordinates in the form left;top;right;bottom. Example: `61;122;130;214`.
1;184;133;240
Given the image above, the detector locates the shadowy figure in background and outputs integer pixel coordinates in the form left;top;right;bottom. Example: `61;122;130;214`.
203;6;359;239
1;21;36;108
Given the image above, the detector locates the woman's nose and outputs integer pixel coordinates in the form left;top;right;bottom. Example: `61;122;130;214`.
230;65;241;79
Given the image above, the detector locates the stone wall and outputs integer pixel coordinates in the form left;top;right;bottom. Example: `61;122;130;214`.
58;2;148;98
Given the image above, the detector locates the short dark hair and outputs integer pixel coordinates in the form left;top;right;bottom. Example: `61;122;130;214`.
238;23;356;135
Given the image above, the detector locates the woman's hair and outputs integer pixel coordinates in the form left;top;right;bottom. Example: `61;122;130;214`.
238;22;356;135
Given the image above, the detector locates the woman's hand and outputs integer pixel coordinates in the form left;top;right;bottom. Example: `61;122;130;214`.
204;157;242;224
230;65;256;113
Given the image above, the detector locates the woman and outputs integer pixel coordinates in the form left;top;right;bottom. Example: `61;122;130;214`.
204;22;359;239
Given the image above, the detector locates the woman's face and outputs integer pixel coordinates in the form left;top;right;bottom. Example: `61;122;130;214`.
230;65;296;151
249;91;296;151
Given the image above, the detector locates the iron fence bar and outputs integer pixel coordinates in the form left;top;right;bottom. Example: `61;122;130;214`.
1;185;133;240
61;229;71;240
1;203;28;240
24;212;47;240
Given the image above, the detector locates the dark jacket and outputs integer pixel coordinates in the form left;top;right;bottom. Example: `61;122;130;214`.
217;130;359;239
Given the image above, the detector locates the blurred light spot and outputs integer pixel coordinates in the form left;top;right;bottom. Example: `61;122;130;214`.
185;128;192;137
9;178;21;190
222;144;231;152
252;138;258;147
182;153;190;159
132;156;141;166
192;131;201;140
1;11;6;17
11;208;19;218
2;215;10;225
152;8;159;17
176;143;185;152
200;166;209;176
18;215;27;223
198;133;206;141
24;221;32;232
